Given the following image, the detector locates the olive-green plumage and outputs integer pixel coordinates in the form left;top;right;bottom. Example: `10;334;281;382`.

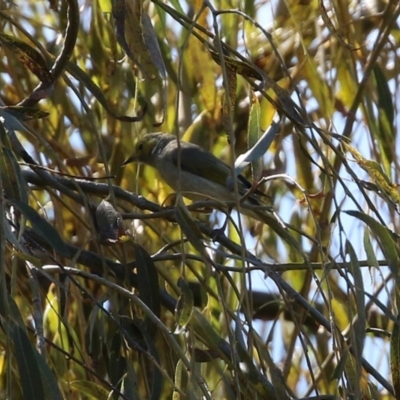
123;133;300;251
122;132;267;210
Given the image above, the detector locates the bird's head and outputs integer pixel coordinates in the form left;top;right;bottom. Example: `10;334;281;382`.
122;133;167;167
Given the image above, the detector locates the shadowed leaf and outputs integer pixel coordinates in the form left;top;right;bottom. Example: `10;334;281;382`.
9;200;70;258
134;243;161;334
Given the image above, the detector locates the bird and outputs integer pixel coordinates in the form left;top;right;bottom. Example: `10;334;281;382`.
122;132;302;254
122;132;270;215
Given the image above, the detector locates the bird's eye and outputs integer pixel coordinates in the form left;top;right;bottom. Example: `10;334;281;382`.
138;143;144;151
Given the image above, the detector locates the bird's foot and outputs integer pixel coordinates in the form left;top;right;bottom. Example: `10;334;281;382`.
210;212;230;242
210;226;226;242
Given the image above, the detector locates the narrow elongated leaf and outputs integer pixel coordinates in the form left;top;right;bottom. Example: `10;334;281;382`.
121;361;140;400
344;143;400;205
125;319;162;400
235;111;280;175
345;210;399;276
331;348;349;381
70;381;110;399
0;33;52;84
0;106;48;120
173;360;188;400
134;244;161;332
85;301;106;361
9;200;70;258
345;240;364;399
65;61;147;122
191;309;226;352
374;64;394;128
345;240;366;351
34;350;63;400
108;333;127;389
0;107;30;131
141;12;166;79
233;315;282;399
175;277;194;330
373;64;395;168
391;316;400;398
10;323;46;400
175;197;208;260
1;146;28;204
247;95;262;180
363;228;379;269
113;0;166;80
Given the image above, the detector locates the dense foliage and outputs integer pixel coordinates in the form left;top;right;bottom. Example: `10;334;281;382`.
1;0;400;399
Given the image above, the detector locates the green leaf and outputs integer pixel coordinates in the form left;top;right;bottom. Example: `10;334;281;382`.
175;278;194;329
121;361;140;400
34;350;63;400
372;64;395;168
0;108;30;131
175;197;208;260
10;323;46;400
123;319;162;400
345;240;364;398
173;360;188;400
363;228;379;269
331;348;349;381
191;309;226;352
134;243;161;336
0;146;28;204
167;0;184;14
373;64;394;127
235;111;280;176
9;201;70;258
65;61;147;122
345;210;399;276
85;300;106;361
391;316;400;398
112;0;166;80
245;95;262;180
0;106;49;121
70;381;111;399
108;333;127;389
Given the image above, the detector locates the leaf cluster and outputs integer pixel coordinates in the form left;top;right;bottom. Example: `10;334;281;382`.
1;0;400;399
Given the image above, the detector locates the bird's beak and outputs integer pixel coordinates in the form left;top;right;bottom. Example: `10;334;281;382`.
121;153;137;167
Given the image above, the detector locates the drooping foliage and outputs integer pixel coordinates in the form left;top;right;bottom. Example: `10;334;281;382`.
1;0;400;399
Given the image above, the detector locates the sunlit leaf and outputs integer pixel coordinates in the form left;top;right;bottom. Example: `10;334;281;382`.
70;381;110;399
345;210;399;276
65;61;147;122
344;143;400;205
0;33;52;84
113;0;166;80
391;316;400;399
175;277;194;329
235;111;280;176
0;106;49;120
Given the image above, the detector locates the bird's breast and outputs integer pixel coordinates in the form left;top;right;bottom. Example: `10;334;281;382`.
156;165;234;203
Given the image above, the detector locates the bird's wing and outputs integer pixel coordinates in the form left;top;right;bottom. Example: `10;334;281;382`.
167;142;232;187
166;141;268;200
